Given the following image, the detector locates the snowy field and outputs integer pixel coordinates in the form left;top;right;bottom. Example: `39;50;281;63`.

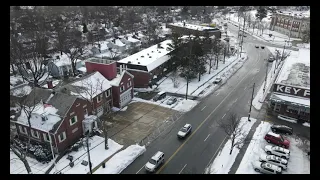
130;97;199;113
94;144;146;174
236;121;310;174
206;117;257;174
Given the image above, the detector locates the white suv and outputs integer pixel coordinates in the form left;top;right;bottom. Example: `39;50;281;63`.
252;161;282;174
145;151;164;173
259;155;288;170
264;145;290;160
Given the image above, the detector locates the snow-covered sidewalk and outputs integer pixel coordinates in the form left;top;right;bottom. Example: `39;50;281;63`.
236;121;310;174
94;144;146;174
206;117;257;174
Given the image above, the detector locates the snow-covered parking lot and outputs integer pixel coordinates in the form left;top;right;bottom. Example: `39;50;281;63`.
236;121;310;174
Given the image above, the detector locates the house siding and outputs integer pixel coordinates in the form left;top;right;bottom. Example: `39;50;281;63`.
92;88;113;113
112;72;134;108
85;61;117;81
127;70;151;88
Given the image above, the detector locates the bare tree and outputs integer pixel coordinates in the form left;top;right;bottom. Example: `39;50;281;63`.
212;39;223;70
170;70;180;88
217;113;250;155
10;87;39;174
72;77;109;150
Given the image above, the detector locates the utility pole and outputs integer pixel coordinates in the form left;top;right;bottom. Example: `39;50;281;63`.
86;132;93;174
223;45;226;64
263;62;269;93
248;83;255;122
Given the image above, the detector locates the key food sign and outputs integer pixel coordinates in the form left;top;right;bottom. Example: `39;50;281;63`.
273;84;310;98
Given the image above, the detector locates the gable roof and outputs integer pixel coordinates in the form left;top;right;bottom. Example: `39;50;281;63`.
23;87;53;107
47;92;78;117
109;70;134;87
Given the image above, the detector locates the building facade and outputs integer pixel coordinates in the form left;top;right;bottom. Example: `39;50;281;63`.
166;23;221;39
269;11;310;39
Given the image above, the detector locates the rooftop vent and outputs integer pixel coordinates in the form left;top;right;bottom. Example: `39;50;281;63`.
128;61;132;64
147;53;149;55
149;56;152;58
136;58;138;60
151;51;154;53
141;55;144;58
138;62;140;64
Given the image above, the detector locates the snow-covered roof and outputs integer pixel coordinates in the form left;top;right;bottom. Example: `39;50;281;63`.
16;103;62;132
77;67;87;73
168;22;219;31
115;39;125;47
275;49;310;89
41;79;61;89
51;53;82;67
267;131;280;138
99;41;111;51
10;84;32;97
118;40;173;72
83;115;97;123
271;93;309;107
127;36;140;43
109;71;134;87
67;72;111;99
277;10;310;18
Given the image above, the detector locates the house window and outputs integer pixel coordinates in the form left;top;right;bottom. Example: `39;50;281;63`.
120;85;125;92
286;106;299;114
58;131;66;143
19;126;27;135
31;129;39;139
97;94;102;103
105;90;110;97
43;133;50;142
76;103;80;107
127;81;132;88
69;116;78;126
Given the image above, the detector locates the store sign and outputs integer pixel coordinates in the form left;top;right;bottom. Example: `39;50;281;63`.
273;84;310;98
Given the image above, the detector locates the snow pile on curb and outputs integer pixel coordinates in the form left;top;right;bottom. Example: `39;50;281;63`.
94;144;146;174
302;122;310;127
207;117;256;174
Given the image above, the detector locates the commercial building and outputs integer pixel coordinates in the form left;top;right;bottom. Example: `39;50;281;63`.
166;22;221;39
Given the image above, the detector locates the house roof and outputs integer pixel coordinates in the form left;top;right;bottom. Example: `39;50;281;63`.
59;71;111;100
47;92;78;117
114;39;125;47
23;87;53;107
127;36;141;43
109;70;134;87
117;40;173;72
168;22;219;31
275;49;310;89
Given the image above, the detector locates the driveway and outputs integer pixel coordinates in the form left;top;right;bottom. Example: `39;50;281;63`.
102;102;179;147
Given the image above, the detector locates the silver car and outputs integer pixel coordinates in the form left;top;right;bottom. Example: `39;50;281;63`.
265;145;290;160
259;155;288;170
252;161;282;174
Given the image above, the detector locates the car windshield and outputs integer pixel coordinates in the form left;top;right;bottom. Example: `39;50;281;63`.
149;159;157;165
180;127;188;133
280;136;284;142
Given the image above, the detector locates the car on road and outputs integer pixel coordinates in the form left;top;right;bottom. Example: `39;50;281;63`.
259;155;288;170
177;124;192;138
166;97;177;105
268;56;275;62
264;145;290;160
252;161;282;174
213;76;222;84
271;125;293;135
264;132;290;149
153;91;166;101
145;151;164;173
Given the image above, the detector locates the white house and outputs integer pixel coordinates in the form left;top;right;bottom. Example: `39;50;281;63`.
120;36;141;48
108;38;126;52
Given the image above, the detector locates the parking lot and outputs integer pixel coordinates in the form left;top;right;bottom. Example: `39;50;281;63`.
102;101;179;147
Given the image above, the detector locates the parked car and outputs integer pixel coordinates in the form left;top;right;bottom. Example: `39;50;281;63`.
153;91;166;101
145;151;164;173
271;125;293;135
259;155;288;170
213;76;222;84
177;124;192;138
268;56;275;62
252;161;282;174
166;97;177;105
264;132;290;148
264;145;290;160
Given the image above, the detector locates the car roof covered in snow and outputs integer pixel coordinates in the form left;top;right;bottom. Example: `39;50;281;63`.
184;124;191;128
267;131;281;138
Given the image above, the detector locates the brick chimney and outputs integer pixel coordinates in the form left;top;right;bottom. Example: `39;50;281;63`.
47;80;53;89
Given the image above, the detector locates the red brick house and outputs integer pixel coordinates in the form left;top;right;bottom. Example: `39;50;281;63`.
110;65;134;108
13;87;93;153
117;40;173;88
84;57;134;108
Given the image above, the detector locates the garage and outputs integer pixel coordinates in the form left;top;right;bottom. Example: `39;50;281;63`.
120;88;132;108
97;106;104;117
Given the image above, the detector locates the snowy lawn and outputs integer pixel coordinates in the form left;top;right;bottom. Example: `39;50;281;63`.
50;136;123;174
207;117;257;174
131;97;199;113
236;121;310;174
10;75;25;87
157;55;243;96
94;144;146;174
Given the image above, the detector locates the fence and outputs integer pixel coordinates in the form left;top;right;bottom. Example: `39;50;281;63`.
139;111;184;147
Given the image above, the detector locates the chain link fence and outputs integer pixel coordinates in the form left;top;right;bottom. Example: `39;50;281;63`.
139;111;184;147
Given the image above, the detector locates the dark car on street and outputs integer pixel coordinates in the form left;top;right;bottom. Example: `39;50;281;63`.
271;125;293;135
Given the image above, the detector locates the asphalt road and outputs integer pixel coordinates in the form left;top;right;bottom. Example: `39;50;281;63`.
121;22;274;174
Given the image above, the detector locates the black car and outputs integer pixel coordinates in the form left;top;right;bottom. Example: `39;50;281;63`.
271;125;293;135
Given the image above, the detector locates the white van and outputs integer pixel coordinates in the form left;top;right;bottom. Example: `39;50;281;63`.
145;151;164;172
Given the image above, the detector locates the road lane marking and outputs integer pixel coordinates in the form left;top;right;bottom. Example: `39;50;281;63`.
136;165;145;174
204;136;228;174
222;114;226;119
215;92;220;96
201;106;207;111
204;134;211;142
156;62;255;174
179;164;187;174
